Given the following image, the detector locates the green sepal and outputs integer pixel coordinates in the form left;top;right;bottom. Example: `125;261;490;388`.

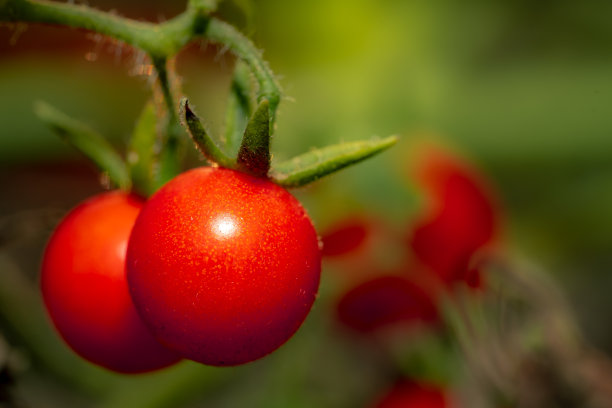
223;60;253;157
237;99;270;177
127;101;157;196
33;101;131;190
270;136;398;188
180;98;236;168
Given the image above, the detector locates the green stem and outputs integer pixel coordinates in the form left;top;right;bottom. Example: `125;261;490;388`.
152;56;177;122
223;60;253;156
151;56;183;188
204;19;281;129
0;0;192;57
0;0;281;125
128;101;158;196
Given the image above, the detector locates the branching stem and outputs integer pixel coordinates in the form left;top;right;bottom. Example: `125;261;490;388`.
0;0;281;126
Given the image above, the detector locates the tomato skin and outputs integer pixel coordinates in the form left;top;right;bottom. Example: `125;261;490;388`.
126;167;321;366
41;191;181;373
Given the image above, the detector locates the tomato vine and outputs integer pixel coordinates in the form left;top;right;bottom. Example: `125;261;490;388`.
0;0;395;194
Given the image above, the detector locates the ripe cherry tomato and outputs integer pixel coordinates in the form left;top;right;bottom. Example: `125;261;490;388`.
126;167;321;366
336;275;438;333
374;381;451;408
41;191;180;373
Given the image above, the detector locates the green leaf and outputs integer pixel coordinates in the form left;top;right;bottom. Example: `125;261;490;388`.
33;101;131;190
270;136;398;188
128;101;157;196
180;98;236;168
237;99;270;177
223;60;253;157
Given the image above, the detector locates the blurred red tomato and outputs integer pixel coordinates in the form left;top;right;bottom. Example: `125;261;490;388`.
336;275;438;333
374;381;451;408
321;217;370;257
330;144;499;338
408;145;499;287
320;215;394;284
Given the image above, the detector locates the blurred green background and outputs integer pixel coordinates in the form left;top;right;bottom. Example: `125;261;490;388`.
2;0;612;406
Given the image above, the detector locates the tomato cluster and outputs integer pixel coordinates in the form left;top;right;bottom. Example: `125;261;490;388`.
320;144;497;407
323;143;500;335
41;167;321;372
41;140;496;376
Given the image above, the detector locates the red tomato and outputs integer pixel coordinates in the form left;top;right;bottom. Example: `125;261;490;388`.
321;217;370;257
409;147;498;286
336;275;438;333
126;167;321;366
374;381;451;408
41;191;180;373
